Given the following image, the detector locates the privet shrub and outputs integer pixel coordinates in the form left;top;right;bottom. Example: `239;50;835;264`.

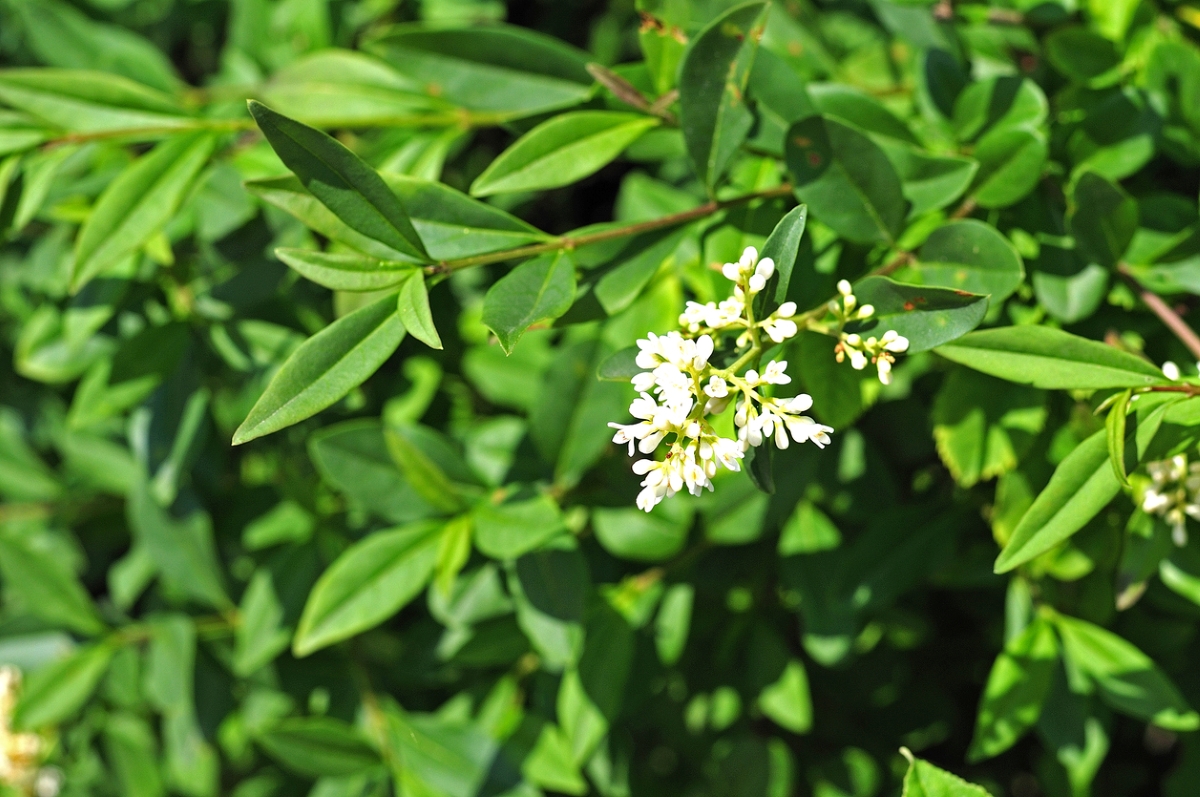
3;0;1200;794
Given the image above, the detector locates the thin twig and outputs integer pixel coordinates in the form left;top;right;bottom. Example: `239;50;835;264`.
1118;263;1200;362
950;196;978;219
872;250;914;278
425;183;795;277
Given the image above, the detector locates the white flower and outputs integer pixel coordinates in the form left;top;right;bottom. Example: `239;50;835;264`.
704;376;729;398
748;257;775;294
837;280;852;296
762;360;791;385
877;356;893;385
880;329;909;353
1163;361;1182;380
1140;454;1200;547
763;316;799;344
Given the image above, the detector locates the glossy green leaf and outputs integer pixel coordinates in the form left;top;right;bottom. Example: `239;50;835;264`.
1069;170;1137;268
258;717;381;777
678;2;767;191
758;659;813;734
397;272;442;349
757;204;808;312
995;400;1168;573
810;83;919;144
1046;27;1121;83
13;641;116;730
104;713;164;797
879;142;977;217
594;227;688;315
970;127;1048;209
1054;614;1200;731
293;520;443;656
593;501;692;562
275;249;416;292
846;277;988;353
482;252;577;354
72;133;215;291
1106;389;1133;488
233;293;406;445
936;327;1167;389
654;583;694;666
967;618;1058;762
384;422;477;513
248;101;428;262
786;115;908;244
900;219;1025;302
471;112;658;196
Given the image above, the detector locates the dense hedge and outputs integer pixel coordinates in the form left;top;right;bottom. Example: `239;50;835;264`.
3;0;1200;795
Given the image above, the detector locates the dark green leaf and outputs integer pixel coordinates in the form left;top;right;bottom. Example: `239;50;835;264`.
248;101;428;262
970;127;1048;209
678;2;768;191
275;249;416;292
474;496;567;560
846;276;988;353
397;272;442;349
1069;171;1137;268
0;530;106;635
786;115;908;244
900;219;1025;302
233;293;406;445
482;252;577;354
0;69;189;133
13;641;116;730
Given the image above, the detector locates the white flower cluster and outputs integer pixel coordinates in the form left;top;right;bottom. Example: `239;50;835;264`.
0;667;58;796
610;246;833;513
829;280;910;385
1141;454;1200;546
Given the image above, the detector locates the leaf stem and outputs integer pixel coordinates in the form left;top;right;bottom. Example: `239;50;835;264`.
1117;263;1200;363
424;183;796;277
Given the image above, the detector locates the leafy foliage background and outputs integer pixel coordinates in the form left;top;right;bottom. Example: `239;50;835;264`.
2;0;1200;796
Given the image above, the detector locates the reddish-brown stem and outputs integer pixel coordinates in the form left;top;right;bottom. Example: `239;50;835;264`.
425;183;795;277
1118;263;1200;363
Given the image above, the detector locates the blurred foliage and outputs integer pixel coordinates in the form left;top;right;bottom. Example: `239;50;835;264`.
4;0;1200;796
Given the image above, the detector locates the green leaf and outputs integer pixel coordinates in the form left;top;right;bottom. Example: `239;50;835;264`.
275;249;416;292
994;400;1168;573
935;327;1168;389
778;500;842;555
900;750;991;797
434;516;472;597
13;641;116;730
383;709;499;797
654;583;694;666
1106;389;1133;488
384;422;475;513
969;127;1048;209
383;174;549;259
845;277;988;353
366;25;593;116
72;133;215;291
511;545;589;670
757;204;808;312
471;111;658;196
878;142;977;217
932;368;1047;488
257;717;381;777
558;602;633;763
810;83;919;145
309;420;440;524
786;115;908;244
0;69;189;133
233;570;291;677
397;272;441;349
0;529;106;635
143;614;195;716
1069;170;1137;268
899;219;1025;303
758;659;813;734
1046;27;1121;82
482;252;577;354
593;227;689;315
261;50;437;126
292;520;443;656
967;618;1058;762
473;495;567;560
233;293;407;445
678;2;768;191
1054;614;1200;731
127;479;230;610
596;346;640;381
247;101;428;262
103;713;165;797
952;76;1048;142
592;501;692;562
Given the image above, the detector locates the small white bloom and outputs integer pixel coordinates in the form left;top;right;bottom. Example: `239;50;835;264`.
1163;361;1182;380
837;280;852;296
776;301;796;318
880;329;909;353
856;304;874;320
877;356;893;385
762;360;791;385
704;376;729;398
763;317;799;343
